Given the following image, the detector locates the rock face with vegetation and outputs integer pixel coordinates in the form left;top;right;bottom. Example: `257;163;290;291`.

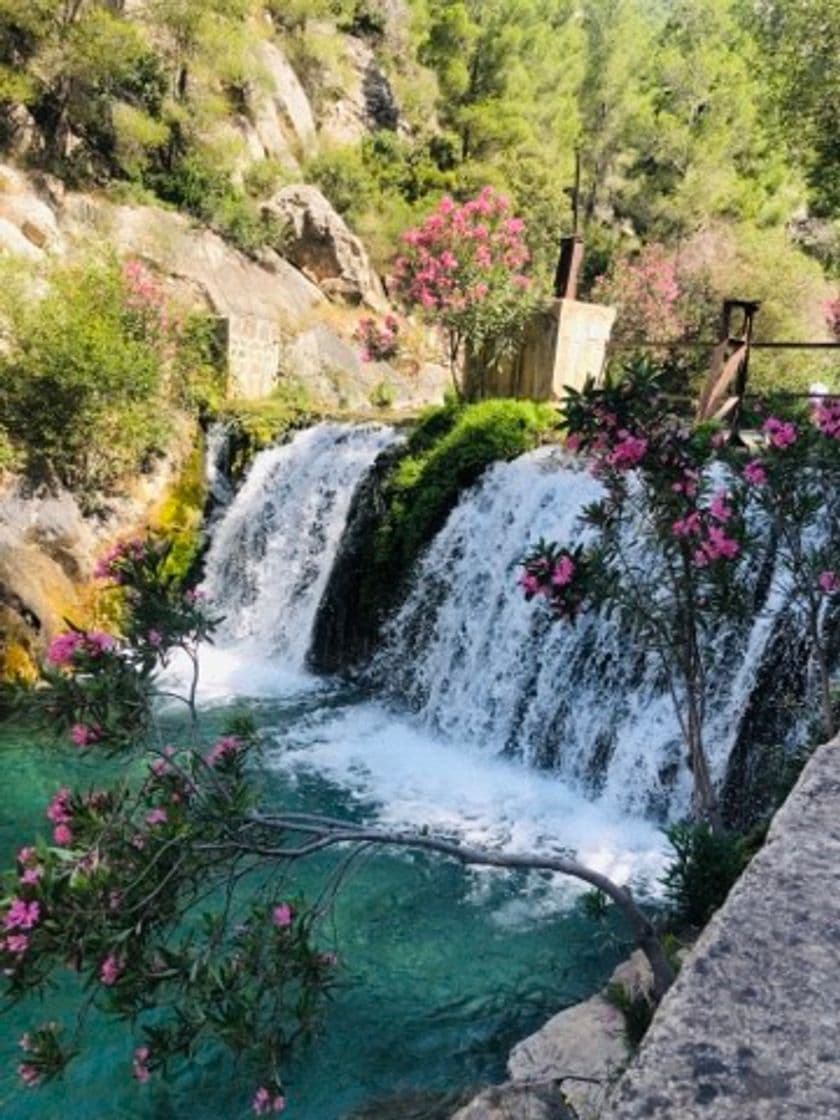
604;734;840;1120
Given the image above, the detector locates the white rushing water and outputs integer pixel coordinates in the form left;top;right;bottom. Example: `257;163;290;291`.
195;423;791;899
372;447;787;819
201;422;399;667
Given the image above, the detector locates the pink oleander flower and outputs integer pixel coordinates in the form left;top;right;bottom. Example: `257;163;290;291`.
519;572;540;596
550;555;575;588
763;416;798;450
272;903;294;929
19;1034;32;1051
150;757;170;778
100;954;124;986
206;735;243;767
133;1046;151;1083
709;491;733;524
46;632;83;667
818;570;840;595
696;526;741;564
18;847;37;866
21;866;42;886
672;512;702;538
5;933;30;955
71;723;102;748
18;1063;40;1087
4;899;40;931
47;788;72;825
812;397;840;439
53;823;73;846
606;433;648;470
145;808;168;827
253;1087;286;1115
743;460;767;486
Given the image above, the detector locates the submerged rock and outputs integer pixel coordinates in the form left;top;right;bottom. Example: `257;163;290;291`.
451;1082;574;1120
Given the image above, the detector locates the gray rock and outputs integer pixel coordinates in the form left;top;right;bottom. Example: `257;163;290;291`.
265;183;387;309
603;732;840;1120
254;39;317;155
452;1081;574;1120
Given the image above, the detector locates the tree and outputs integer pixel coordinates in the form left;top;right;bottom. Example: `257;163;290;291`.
393;186;537;396
0;535;674;1107
521;367;840;828
736;402;840;740
749;0;840;217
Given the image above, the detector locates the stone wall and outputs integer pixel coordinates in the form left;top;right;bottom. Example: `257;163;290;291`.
603;732;840;1119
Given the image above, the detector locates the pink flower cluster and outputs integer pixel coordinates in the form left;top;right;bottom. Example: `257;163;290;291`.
812;396;840;440
519;547;586;622
671;490;741;566
272;903;294;929
607;433;649;470
71;723;102;748
356;314;400;363
100;954;124;986
206;735;244;767
819;570;840;595
592;244;685;343
47;788;74;846
122;259;172;338
763;417;798;450
17;848;43;887
743;460;767;486
46;630;115;668
253;1087;286;1115
394;187;531;318
2;896;41;958
133;1046;151;1083
94;538;146;582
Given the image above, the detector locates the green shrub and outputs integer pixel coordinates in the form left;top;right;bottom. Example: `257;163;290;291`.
0;255;220;496
662;822;749;929
369;380;396;410
604;982;654;1048
359;398;558;621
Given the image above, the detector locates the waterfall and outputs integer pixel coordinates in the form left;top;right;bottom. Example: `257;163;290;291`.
369;448;788;819
201;422;399;667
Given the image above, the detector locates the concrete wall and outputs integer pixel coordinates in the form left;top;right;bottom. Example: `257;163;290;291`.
222;313;283;398
468;298;616;402
603;732;840;1119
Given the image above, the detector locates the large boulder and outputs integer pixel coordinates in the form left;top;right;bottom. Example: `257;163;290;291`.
0;165;62;253
264;183;387;309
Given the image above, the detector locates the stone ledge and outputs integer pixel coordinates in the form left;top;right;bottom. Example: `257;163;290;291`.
603;733;840;1119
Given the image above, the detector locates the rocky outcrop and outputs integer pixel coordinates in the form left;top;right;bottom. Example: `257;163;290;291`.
0;426;195;672
454;953;655;1120
264;183;387;309
603;733;840;1120
252;39;317;161
317;31;403;145
0;162;448;407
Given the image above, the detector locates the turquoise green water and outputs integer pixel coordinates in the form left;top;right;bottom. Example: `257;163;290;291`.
0;672;656;1119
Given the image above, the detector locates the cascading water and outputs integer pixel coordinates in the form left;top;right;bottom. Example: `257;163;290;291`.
201;422;399;667
370;447;790;820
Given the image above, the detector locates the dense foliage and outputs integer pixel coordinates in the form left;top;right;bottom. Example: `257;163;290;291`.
0;0;837;351
1;539;335;1109
0;255;221;496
